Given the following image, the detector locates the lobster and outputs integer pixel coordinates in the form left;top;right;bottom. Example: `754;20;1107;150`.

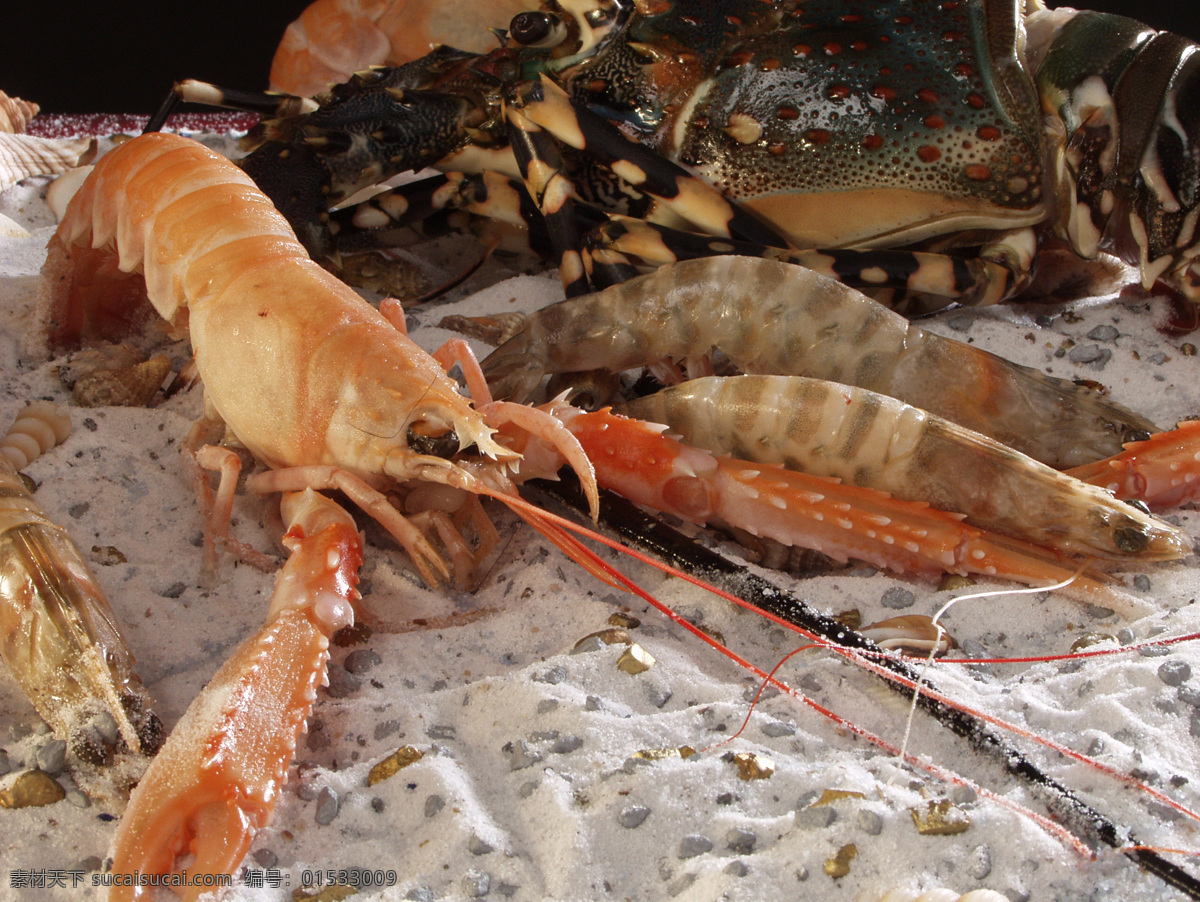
154;0;1200;314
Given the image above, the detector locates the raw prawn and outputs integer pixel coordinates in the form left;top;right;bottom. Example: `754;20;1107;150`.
0;402;162;760
500;401;1134;610
269;0;541;97
481;256;1157;469
40;131;597;589
107;489;362;902
618;374;1189;561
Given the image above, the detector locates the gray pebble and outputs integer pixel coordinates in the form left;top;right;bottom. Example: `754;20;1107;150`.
1134;574;1152;592
1159;660;1193;687
425;794;445;818
678;834;713;859
1137;643;1170;658
0;749;9;776
794;805;837;829
37;739;67;775
881;586;916;609
946;314;974;332
253;849;277;868
66;790;90;809
856;808;883;835
502;740;542;771
1117;627;1136;646
1086;325;1120;342
158;581;187;599
324;664;361;698
762;721;796;738
92;712;120;746
427;724;457;740
344;649;382;675
571;636;606;654
469;834;495;855
463;869;491;897
533;665;567;685
518;780;539;799
951;784;978;806
725;860;750;878
405;888;436;902
315;786;340;825
1178;685;1200;707
371;797;384;813
667;874;697;897
551;735;584;754
536;699;559;715
1068;344;1111;367
1190;710;1200;739
618;805;651;828
726;828;756;854
969;843;993;880
374;719;402;741
584;695;602;712
296;783;318;802
496;883;519;898
645;684;673;709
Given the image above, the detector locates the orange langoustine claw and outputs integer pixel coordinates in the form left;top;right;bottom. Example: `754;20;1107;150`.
106;489;362;902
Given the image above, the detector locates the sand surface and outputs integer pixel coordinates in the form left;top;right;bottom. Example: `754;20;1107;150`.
1;126;1200;902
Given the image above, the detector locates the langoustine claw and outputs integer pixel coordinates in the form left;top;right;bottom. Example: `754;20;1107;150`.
107;489;362;901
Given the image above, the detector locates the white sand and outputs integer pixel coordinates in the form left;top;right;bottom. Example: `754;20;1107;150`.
1;131;1199;902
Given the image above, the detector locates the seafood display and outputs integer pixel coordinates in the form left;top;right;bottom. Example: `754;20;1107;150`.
1;0;1200;897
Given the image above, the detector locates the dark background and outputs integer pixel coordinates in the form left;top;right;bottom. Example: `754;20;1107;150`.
3;0;1199;114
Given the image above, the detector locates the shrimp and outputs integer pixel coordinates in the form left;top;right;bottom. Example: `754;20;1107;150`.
269;0;542;97
0;402;162;760
497;401;1136;611
480;256;1158;469
40;131;598;588
619;375;1189;561
107;489;362;902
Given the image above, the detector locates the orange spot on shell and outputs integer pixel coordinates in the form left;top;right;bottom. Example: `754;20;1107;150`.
966;93;985;109
918;145;941;162
862;134;883;150
923;115;945;129
965;164;992;181
977;125;1001;141
917;89;939;103
806;129;831;145
872;85;897;101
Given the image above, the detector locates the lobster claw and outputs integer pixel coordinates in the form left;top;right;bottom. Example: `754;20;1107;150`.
107;489;362;902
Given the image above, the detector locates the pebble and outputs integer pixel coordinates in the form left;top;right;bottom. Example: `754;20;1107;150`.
0;770;65;808
425;794;445;817
92;712;120;746
314;786;340;825
534;665;567;684
880;586;916;609
678;834;713;859
253;848;277;869
1086;324;1120;342
725;861;750;878
373;720;402;741
463;869;491;897
969;843;994;880
761;721;796;738
518;780;539;799
1133;574;1152;592
427;724;457;740
617;805;651;828
584;695;603;711
536;699;559;714
551;735;584;754
343;648;382;674
503;740;543;771
856;809;883;835
36;739;67;775
1137;643;1170;658
78;856;103;872
1190;710;1200;739
469;834;495;855
158;581;187;599
1158;660;1193;686
1117;627;1136;646
66;790;90;809
1068;344;1111;367
324;664;361;698
371;797;385;812
1178;685;1200;708
0;749;9;776
726;828;756;854
795;805;837;829
405;887;436;902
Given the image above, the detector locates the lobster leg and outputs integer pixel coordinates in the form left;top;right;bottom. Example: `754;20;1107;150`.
1066;420;1200;509
107;489;362;902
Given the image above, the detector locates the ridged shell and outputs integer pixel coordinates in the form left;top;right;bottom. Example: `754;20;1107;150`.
0;132;93;192
0;91;38;134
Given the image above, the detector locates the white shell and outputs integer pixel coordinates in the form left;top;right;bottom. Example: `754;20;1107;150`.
0;132;93;193
0;91;38;134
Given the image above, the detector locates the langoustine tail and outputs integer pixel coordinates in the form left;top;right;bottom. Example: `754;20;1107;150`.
107;489;361;902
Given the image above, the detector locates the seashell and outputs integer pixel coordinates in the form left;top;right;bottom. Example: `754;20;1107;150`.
44;163;94;220
0;132;94;193
0;211;28;237
878;889;1008;902
71;354;173;408
860;614;957;656
0;91;38;133
1;400;72;470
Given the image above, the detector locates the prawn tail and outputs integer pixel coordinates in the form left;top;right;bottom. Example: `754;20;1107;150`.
1066;421;1200;510
106;490;361;902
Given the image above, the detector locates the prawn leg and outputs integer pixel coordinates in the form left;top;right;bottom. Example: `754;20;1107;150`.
107;489;362;902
